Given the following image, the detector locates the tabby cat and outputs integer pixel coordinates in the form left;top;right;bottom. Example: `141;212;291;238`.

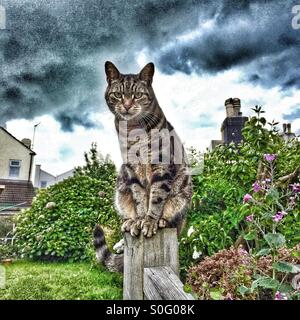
94;61;192;272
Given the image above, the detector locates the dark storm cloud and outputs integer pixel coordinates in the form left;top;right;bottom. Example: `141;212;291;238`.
0;0;299;130
157;0;300;90
0;0;206;130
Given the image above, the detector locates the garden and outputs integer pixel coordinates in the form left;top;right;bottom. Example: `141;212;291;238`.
0;107;299;300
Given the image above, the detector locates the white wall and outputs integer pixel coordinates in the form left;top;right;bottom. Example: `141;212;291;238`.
34;165;74;188
0;129;33;181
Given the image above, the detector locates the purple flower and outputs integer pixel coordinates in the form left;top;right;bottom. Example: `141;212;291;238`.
252;182;261;193
245;214;254;222
264;154;277;162
290;183;300;193
272;211;287;222
274;291;288;300
243;194;253;203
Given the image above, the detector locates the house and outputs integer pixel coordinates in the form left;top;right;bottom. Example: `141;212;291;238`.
0;126;36;215
209;98;248;151
34;164;75;188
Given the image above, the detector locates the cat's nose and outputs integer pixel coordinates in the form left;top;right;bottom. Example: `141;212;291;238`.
123;98;133;111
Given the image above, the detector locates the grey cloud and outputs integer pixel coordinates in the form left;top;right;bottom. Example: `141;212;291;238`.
0;0;299;131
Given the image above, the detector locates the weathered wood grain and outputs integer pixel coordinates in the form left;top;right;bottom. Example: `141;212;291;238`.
123;228;191;300
144;266;195;300
123;232;144;300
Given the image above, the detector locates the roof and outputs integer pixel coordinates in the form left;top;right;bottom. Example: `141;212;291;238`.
0;179;36;210
0;126;36;155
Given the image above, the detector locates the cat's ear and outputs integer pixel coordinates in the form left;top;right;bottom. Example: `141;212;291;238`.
139;63;155;84
105;61;120;83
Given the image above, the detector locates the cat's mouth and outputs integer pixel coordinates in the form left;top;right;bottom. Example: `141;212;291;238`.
117;105;141;120
119;112;139;120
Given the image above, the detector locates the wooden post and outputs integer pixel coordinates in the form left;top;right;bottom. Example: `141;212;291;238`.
123;228;194;300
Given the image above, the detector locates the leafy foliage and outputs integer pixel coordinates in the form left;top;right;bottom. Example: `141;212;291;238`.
15;144;121;261
187;244;300;300
180;106;300;274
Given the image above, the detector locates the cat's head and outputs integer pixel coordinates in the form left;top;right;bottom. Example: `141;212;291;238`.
104;61;155;121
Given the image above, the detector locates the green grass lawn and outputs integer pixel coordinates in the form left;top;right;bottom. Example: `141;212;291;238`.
0;260;123;300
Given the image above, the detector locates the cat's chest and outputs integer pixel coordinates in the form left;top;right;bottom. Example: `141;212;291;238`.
131;164;153;187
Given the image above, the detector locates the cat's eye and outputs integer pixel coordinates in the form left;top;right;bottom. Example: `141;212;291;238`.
113;92;122;99
134;92;143;99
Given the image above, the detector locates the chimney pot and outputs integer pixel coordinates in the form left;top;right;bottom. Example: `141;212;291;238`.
287;123;291;134
225;98;234;117
283;123;287;133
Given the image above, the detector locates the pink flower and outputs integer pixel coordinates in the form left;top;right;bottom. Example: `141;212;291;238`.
245;214;254;222
274;291;288;300
272;211;287;222
252;182;261;193
264;154;277;162
243;194;253;203
290;183;300;193
225;293;234;300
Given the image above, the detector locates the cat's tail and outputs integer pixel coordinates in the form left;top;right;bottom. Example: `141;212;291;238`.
93;225;124;273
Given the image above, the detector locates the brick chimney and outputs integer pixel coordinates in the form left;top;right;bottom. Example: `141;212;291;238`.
221;98;248;145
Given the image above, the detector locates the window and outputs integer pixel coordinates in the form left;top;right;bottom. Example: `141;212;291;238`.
9;160;21;178
40;181;47;188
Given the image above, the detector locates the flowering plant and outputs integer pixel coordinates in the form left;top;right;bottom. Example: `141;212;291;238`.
241;154;300;300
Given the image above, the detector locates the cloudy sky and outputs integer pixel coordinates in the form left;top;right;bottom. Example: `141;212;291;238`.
0;0;300;174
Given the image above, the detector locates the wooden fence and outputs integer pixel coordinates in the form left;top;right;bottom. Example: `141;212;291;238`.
123;228;194;300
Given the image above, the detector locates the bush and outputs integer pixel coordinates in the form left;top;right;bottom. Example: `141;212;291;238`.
187;245;300;300
15;174;121;262
180;106;300;271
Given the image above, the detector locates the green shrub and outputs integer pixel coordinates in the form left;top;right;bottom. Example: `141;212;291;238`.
180;106;300;271
187;244;300;300
15;175;121;262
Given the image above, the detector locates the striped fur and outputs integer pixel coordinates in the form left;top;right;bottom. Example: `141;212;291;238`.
93;225;123;273
95;61;193;271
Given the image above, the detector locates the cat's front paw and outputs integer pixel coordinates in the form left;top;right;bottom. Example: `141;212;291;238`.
121;218;142;237
129;219;142;237
158;218;168;229
121;219;135;233
141;216;159;238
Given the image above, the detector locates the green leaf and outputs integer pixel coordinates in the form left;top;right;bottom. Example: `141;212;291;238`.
251;276;280;290
264;233;286;248
256;248;271;257
272;262;300;274
209;288;223;300
238;285;251;295
244;232;256;241
291;250;300;259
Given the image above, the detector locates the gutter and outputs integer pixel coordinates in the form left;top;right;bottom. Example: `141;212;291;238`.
28;152;35;182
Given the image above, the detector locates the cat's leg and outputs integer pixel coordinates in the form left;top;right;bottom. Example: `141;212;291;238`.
115;166;138;236
116;189;137;234
116;165;148;236
142;164;174;237
161;169;192;234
